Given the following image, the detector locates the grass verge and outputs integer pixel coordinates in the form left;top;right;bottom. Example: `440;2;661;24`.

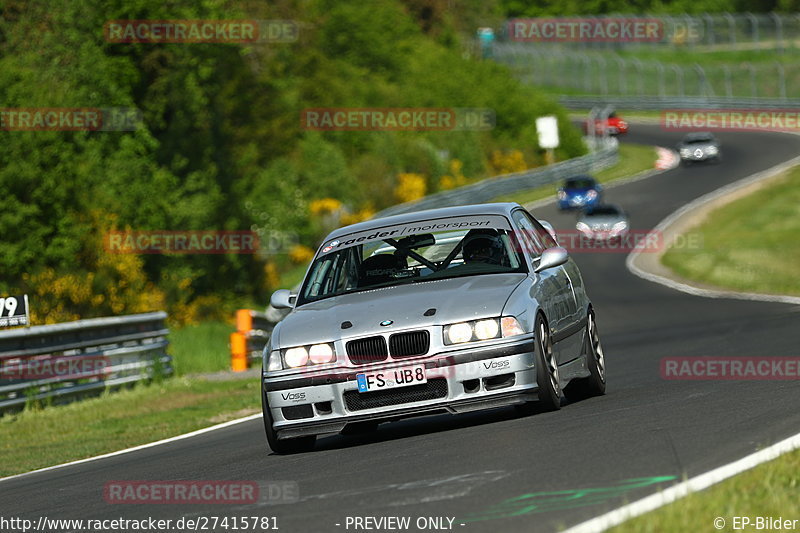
492;143;657;206
169;321;234;375
662;166;800;296
0;377;260;477
609;447;800;533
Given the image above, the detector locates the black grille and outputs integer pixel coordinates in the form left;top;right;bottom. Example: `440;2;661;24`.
343;378;448;411
346;336;388;365
389;330;430;358
282;404;313;420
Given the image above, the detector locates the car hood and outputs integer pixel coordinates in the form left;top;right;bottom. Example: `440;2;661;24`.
679;142;716;150
274;273;527;347
563;186;595;194
579;214;626;228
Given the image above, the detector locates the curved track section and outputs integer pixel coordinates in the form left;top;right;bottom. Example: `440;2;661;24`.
2;125;800;533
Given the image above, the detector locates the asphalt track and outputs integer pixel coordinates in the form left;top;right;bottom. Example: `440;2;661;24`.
3;125;800;533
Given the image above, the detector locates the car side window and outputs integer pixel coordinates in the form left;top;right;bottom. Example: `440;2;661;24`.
523;211;559;249
512;210;544;257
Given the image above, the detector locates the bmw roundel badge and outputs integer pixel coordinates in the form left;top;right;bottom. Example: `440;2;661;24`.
379;320;393;326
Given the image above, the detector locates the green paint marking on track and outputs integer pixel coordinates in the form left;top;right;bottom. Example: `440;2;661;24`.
460;476;678;523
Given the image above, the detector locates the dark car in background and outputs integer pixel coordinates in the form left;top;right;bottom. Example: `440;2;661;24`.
677;132;722;164
557;175;603;211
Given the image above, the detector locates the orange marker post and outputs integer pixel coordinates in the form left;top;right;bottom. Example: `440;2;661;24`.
230;331;248;372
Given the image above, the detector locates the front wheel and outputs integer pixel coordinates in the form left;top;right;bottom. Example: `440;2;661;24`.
534;314;561;411
261;387;315;454
564;310;606;402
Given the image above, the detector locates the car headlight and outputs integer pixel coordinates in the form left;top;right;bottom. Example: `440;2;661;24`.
474;319;499;340
445;322;473;344
586;190;598;200
444;317;523;345
284;346;309;368
277;342;338;369
680;148;691;156
308;343;335;364
557;190;566;200
706;146;718;154
612;221;628;231
576;221;591;234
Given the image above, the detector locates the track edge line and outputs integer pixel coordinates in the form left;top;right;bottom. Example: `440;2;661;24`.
0;413;262;484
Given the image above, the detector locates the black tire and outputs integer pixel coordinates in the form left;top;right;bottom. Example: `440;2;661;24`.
563;310;606;402
534;314;561;411
261;387;315;454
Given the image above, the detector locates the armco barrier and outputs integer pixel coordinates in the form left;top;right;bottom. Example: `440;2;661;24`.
373;141;618;219
0;312;172;412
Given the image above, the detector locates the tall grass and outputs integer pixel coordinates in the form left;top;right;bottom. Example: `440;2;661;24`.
169;321;235;375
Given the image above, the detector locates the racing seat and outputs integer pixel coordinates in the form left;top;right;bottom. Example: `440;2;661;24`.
357;254;407;288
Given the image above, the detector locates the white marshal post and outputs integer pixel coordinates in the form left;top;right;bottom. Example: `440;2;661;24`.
536;115;559;165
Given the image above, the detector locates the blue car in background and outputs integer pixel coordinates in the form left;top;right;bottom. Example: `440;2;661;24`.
557;175;603;211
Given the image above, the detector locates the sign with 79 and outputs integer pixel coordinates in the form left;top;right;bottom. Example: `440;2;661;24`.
0;294;29;327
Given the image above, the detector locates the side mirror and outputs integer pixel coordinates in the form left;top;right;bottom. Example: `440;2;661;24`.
270;289;296;309
535;246;569;273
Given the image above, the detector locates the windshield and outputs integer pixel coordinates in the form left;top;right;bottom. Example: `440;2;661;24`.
685;135;714;144
298;223;526;305
565;177;596;189
585;206;621;217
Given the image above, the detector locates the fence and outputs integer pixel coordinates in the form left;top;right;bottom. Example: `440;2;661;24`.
373;139;618;218
493;42;797;101
497;13;800;51
0;312;171;412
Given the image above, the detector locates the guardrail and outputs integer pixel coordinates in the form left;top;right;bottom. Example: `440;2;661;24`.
494;42;796;102
230;309;284;371
373;140;618;219
559;95;800;110
0;312;172;412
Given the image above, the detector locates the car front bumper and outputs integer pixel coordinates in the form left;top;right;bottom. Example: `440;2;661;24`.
262;337;538;439
681;150;718;161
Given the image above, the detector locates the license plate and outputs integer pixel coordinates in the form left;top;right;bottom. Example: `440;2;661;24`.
356;364;426;393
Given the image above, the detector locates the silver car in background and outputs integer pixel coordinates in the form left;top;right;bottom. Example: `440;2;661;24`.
576;204;630;241
677;132;722;164
262;203;606;453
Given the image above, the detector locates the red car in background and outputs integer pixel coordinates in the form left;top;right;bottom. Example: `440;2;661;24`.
584;111;628;136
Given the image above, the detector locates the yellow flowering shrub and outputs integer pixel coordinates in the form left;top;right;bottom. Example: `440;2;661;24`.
340;207;376;226
263;261;281;291
170;293;225;326
490;149;528;175
439;159;468;190
288;244;315;264
23;249;165;325
309;198;343;216
394;173;427;203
